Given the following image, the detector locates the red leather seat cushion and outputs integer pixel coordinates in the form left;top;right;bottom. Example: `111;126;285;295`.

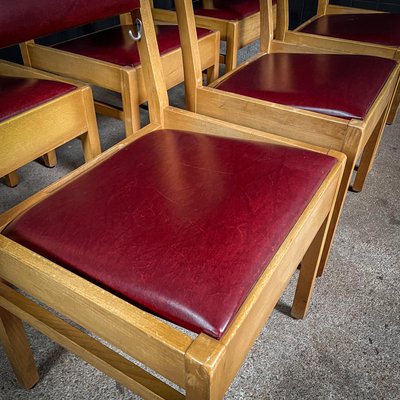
0;0;139;48
215;53;396;120
0;77;76;123
3;130;336;339
194;0;275;20
53;25;212;67
300;13;400;47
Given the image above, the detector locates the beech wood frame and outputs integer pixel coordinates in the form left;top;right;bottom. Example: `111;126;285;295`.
19;11;220;137
174;0;400;276
0;61;100;189
275;0;400;124
152;0;277;73
0;1;345;398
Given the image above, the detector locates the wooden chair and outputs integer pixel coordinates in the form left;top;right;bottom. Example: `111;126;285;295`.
174;0;400;276
275;0;400;124
0;1;345;398
152;0;277;72
14;0;219;137
0;60;100;188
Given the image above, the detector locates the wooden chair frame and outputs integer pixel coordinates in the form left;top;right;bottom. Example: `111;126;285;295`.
275;0;400;124
152;0;276;72
20;10;220;137
0;61;100;189
174;0;400;276
0;1;345;398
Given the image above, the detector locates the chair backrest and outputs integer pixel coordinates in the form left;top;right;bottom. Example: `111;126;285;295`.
317;0;329;16
0;0;140;49
274;0;330;40
173;0;275;110
135;0;169;123
275;0;289;39
259;0;275;51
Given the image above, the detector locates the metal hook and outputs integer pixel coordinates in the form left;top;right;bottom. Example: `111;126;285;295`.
128;18;143;41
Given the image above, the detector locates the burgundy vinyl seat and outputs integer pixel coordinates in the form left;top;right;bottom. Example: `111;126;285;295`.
3;129;336;339
215;53;397;120
53;25;213;67
194;0;275;20
300;13;400;47
0;77;76;123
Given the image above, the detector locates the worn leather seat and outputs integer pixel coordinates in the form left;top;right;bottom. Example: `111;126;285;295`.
195;0;259;20
0;77;75;123
3;129;336;339
300;13;400;47
194;0;275;20
54;25;212;67
215;53;397;119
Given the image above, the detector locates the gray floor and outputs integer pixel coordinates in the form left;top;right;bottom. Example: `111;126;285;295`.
1;43;399;399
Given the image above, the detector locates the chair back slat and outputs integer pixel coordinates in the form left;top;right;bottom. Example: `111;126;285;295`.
260;0;275;52
174;0;205;112
135;0;169;123
0;0;140;48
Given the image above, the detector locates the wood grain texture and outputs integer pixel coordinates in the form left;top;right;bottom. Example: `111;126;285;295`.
0;304;39;389
0;1;348;399
0;61;101;184
175;0;400;277
21;10;219;136
0;282;183;400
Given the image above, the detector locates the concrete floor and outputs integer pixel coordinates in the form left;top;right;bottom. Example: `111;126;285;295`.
0;43;399;399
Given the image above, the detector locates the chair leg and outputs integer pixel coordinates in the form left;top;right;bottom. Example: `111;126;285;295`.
291;215;329;319
4;171;19;187
80;88;102;162
185;335;225;400
206;65;218;85
224;23;239;73
352;112;386;193
386;84;400;125
42;150;57;168
317;128;361;276
206;34;221;84
121;70;141;137
0;306;39;389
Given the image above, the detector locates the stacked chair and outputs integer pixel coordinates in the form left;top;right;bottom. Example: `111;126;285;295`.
16;0;219;136
0;58;100;187
173;0;400;276
0;0;398;399
275;0;400;125
152;0;276;72
0;0;348;399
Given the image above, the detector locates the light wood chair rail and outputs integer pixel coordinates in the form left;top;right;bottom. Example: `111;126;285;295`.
173;0;400;276
0;61;100;189
0;1;346;398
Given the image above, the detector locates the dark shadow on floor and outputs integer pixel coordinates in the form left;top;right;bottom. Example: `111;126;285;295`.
37;343;66;379
274;301;292;317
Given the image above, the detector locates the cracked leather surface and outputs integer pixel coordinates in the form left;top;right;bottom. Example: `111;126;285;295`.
4;129;337;339
301;13;400;47
0;77;76;122
216;53;396;120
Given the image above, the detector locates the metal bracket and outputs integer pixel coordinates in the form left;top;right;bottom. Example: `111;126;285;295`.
128;18;143;41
